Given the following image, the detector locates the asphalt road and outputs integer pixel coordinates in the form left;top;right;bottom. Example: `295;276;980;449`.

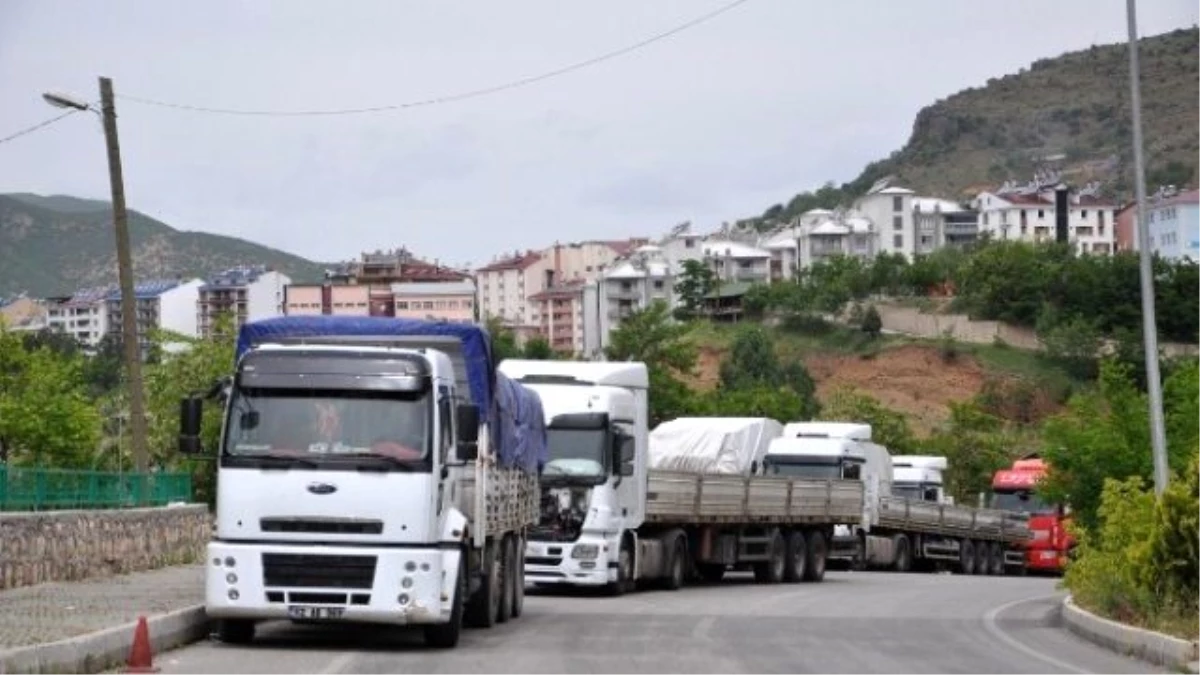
155;572;1162;674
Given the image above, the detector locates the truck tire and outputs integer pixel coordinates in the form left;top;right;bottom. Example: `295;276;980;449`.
215;619;255;645
606;540;633;596
511;535;526;618
959;539;976;575
892;534;912;573
753;530;786;584
988;541;1004;576
972;540;988;576
496;536;513;624
783;530;808;583
696;563;726;583
802;530;827;582
465;540;499;628
424;555;466;649
663;536;687;590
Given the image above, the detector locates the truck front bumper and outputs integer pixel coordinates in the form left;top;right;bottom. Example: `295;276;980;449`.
205;541;458;626
523;538;612;587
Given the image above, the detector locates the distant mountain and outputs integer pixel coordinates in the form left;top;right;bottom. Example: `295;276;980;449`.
0;193;329;297
751;27;1199;226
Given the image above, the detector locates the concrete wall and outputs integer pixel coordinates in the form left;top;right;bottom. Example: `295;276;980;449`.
0;505;211;591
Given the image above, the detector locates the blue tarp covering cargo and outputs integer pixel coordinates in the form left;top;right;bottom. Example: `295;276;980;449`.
235;316;547;473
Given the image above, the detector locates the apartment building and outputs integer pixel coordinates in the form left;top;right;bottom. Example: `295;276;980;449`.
475;250;544;330
702;240;772;283
283;284;371;316
912;197;978;251
45;287;110;347
196;265;290;337
393;281;476;322
1122;187;1200;261
529;279;588;354
327;248;471;286
596;245;674;352
854;185;918;259
105;278;204;356
974;179;1117;254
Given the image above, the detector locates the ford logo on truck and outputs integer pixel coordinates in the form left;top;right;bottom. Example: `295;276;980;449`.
306;482;338;495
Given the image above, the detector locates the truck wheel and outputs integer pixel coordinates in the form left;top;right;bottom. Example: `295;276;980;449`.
465;540;499;628
215;619;255;645
972;540;988;576
802;530;827;582
783;531;808;583
663;536;687;590
754;530;786;584
892;535;912;573
496;536;513;623
959;539;976;575
606;541;632;596
511;535;526;618
424;555;466;649
988;541;1004;576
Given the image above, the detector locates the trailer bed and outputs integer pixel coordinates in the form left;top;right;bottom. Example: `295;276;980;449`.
644;470;864;525
878;497;1029;544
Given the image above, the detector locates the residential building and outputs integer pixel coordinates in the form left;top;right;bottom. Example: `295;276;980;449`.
45;287;111;347
196;265;291;337
392;281;476;322
475;250;543;331
596;245;674;353
760;224;801;281
912;197;977;250
327;248;471;286
528;279;588;354
1144;188;1199;261
854;184;917;259
105;278;204;356
658;222;706;265
0;296;49;333
283;284;371;316
702;240;772;283
1115;202;1138;253
973;178;1117;254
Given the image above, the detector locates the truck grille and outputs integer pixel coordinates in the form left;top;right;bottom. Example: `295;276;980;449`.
262;553;377;589
526;556;563;566
260;518;384;535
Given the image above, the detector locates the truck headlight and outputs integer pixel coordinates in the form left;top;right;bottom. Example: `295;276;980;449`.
571;544;600;560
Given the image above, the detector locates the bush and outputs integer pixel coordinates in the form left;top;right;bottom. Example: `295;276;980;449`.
861;305;883;338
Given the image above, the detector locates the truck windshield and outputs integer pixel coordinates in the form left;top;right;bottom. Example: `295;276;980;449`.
543;427;607;481
222;387;432;470
893;482;939;502
762;461;842;479
992;490;1054;515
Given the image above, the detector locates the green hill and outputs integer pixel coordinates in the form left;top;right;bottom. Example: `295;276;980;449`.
754;27;1199;226
0;193;328;297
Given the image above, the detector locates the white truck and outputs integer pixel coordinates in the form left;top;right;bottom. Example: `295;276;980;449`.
495;358;865;592
767;422;1030;575
178;316;547;648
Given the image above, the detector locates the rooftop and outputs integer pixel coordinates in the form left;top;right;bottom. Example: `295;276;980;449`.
391;280;476;296
528;279;587;301
105;279;188;301
702;240;771;259
200;265;273;291
477;251;543;273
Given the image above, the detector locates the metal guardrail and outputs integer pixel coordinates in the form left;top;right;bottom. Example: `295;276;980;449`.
0;466;193;511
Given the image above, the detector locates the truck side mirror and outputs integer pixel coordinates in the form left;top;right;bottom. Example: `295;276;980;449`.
615;435;635;476
178;396;204;455
456;404;480;461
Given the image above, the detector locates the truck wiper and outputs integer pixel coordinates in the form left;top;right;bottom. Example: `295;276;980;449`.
344;453;416;472
236;454;320;469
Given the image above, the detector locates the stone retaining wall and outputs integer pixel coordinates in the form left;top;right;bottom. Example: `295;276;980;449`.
0;505;212;591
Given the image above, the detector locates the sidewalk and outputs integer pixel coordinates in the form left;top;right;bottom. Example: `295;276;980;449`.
0;565;206;673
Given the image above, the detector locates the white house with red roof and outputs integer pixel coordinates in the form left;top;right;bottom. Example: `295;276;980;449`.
973;177;1118;254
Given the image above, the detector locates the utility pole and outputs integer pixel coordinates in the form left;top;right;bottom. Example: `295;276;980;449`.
1125;0;1169;495
99;76;150;473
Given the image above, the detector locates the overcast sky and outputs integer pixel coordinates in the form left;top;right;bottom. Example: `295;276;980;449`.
1;1;1196;269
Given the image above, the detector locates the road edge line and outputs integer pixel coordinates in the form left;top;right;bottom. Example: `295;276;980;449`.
1061;595;1198;672
0;604;209;674
981;593;1088;674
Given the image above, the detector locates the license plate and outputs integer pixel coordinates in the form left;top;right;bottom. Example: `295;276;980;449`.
287;605;345;620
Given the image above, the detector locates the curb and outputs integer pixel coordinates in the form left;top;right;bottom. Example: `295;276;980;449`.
1061;596;1199;671
0;605;209;675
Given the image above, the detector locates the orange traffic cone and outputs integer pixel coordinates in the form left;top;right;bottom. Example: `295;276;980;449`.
124;615;159;673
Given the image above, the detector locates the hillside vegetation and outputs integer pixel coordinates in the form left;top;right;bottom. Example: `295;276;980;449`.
0;193;328;297
754;27;1199;226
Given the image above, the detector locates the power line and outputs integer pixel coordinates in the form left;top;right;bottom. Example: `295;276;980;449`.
117;0;753;117
0;109;80;146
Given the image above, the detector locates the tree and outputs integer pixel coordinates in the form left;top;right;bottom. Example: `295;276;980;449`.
919;401;1028;502
861;305;883;338
1035;305;1102;381
819;387;916;455
717;325;819;420
0;325;101;467
605;301;699;425
484;316;522;362
673;259;715;317
521;337;555;360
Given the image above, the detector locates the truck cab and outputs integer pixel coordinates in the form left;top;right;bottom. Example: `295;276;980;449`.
892;456;949;504
991;457;1072;573
496;360;648;593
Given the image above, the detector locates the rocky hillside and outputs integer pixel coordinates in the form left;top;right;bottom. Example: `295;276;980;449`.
0;193;328;297
755;27;1199;224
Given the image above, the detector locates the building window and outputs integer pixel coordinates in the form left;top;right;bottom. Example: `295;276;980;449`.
685;239;695;248
396;301;409;310
1098;211;1106;227
893;216;902;231
893;196;903;212
1081;210;1088;219
1038;209;1045;219
893;234;903;248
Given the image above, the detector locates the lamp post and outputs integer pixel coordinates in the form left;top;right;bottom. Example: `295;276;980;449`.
43;77;150;473
1124;0;1169;495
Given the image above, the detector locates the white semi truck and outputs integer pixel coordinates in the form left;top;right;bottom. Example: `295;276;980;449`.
767;422;1030;575
496;360;864;590
178;317;547;648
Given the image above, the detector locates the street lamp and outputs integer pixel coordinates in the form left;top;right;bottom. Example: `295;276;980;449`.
43;77;151;473
1124;0;1169;495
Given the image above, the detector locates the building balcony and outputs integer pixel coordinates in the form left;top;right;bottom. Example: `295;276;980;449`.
605;287;642;300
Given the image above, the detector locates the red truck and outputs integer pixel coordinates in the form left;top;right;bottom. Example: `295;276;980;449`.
990;456;1073;574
